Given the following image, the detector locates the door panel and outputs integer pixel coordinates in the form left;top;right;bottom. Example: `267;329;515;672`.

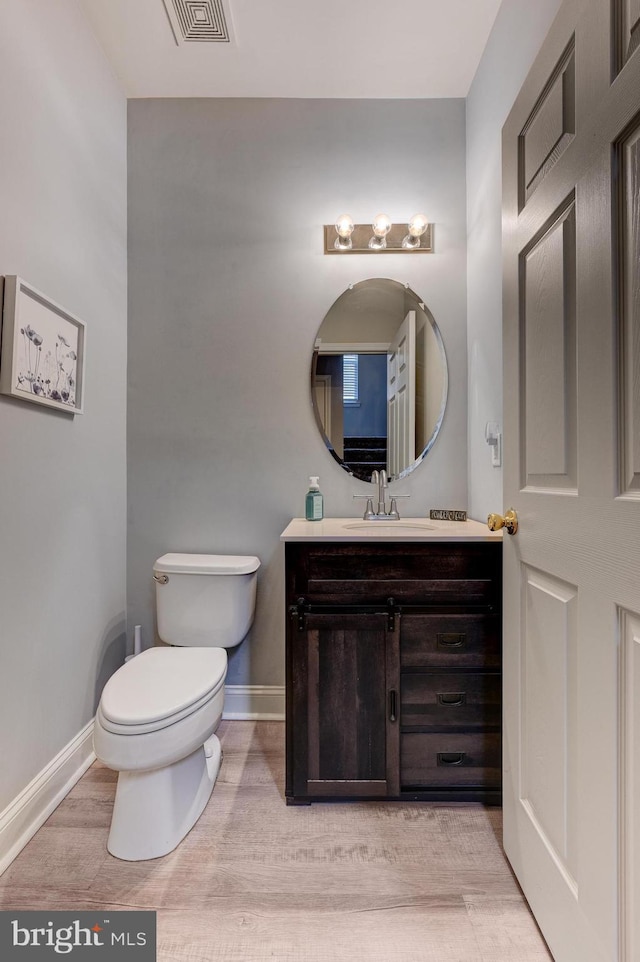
521;198;577;490
521;567;578;886
519;39;576;206
613;0;640;73
313;374;332;443
619;608;640;962
502;1;640;959
619;122;640;495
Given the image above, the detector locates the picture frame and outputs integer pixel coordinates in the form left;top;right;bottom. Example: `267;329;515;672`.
0;276;86;415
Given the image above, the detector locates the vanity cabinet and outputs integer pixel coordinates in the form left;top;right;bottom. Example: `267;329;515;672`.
285;539;502;805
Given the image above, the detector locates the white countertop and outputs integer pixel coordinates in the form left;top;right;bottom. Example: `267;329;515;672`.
280;517;502;542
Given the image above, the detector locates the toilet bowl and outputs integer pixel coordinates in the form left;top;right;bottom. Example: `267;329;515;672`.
94;552;260;861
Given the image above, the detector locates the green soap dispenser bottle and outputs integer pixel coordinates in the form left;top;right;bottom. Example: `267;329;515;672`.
305;476;324;521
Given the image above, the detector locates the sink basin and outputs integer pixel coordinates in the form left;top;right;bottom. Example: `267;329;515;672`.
343;521;435;531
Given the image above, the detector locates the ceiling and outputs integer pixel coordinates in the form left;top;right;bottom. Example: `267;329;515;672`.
78;0;504;99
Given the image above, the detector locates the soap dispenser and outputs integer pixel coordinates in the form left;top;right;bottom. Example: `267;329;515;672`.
305;476;324;521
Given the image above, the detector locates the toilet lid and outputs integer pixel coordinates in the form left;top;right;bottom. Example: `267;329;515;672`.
100;647;227;728
154;553;260;575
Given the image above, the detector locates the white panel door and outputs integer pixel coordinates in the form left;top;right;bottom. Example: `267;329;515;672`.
502;1;640;959
387;310;415;477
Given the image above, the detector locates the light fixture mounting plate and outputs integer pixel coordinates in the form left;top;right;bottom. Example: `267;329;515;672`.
323;223;433;254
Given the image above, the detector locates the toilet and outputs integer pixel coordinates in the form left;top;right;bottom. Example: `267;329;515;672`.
93;552;260;861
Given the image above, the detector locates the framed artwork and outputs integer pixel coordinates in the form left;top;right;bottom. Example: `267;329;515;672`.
0;276;86;414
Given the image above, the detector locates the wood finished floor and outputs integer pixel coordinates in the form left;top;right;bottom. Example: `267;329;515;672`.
0;721;553;961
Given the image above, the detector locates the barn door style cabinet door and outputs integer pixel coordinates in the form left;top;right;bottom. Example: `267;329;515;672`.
288;607;400;799
283;531;502;805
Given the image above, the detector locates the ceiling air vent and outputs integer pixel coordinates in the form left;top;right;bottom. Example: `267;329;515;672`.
162;0;233;44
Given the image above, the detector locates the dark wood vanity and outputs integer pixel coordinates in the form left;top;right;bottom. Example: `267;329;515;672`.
283;523;502;805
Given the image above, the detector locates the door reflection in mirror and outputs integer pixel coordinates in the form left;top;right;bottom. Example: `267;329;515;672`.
311;278;448;481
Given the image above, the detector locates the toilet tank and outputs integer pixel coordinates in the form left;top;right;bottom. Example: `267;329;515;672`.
153;553;260;648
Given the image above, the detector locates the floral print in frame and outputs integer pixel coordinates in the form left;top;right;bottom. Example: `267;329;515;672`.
0;276;85;415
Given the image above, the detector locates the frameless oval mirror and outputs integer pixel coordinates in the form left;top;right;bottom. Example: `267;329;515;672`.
311;278;448;482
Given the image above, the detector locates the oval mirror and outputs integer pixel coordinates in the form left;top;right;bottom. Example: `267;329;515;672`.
311;278;448;482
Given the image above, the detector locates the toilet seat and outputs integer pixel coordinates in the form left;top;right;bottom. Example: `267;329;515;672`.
100;647;227;736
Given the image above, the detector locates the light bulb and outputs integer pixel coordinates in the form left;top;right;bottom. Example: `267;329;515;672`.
369;213;391;250
402;213;428;249
408;213;428;237
334;214;354;250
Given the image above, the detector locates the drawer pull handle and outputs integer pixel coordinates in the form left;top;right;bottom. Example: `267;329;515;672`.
437;752;466;766
438;692;466;707
437;632;466;649
389;690;398;722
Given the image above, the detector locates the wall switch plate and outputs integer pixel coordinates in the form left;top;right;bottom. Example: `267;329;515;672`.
490;432;502;466
485;421;502;467
430;509;467;521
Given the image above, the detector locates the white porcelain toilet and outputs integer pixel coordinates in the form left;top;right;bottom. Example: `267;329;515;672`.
93;552;260;861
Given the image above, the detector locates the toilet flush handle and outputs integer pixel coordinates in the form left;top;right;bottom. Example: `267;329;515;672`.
153;573;169;585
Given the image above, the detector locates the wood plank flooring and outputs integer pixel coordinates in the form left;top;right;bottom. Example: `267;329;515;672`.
0;721;553;961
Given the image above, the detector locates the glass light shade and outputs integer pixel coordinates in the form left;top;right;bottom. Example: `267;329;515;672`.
334;214;354;250
402;212;429;250
369;213;391;250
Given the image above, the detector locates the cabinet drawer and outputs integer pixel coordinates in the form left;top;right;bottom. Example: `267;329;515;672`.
401;672;501;730
401;614;500;668
401;733;501;788
287;542;502;606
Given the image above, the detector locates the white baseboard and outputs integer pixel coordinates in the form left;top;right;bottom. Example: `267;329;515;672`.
0;720;95;876
223;685;285;720
0;689;283;875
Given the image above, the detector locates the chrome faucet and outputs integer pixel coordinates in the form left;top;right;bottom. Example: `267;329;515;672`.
353;469;409;520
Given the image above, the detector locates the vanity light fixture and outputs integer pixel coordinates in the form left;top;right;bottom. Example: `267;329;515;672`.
324;214;433;254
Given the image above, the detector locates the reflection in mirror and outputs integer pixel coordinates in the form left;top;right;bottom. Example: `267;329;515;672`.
311;278;448;482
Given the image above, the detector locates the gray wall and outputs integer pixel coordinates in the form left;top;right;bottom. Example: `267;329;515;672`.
0;0;127;809
128;98;468;687
465;0;563;521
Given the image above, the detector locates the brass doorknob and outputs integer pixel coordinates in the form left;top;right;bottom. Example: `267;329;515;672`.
487;508;518;535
